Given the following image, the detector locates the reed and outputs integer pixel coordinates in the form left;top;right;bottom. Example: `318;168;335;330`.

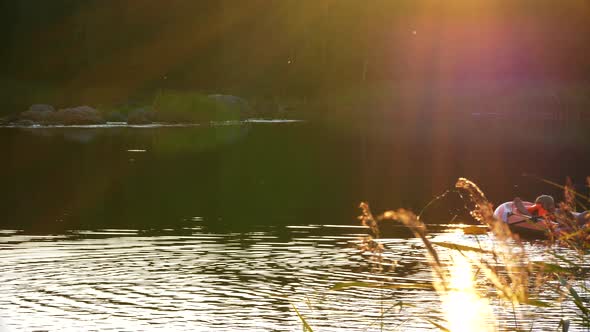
295;177;589;331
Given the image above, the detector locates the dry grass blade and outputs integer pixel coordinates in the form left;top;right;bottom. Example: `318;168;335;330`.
431;241;490;254
455;178;535;304
340;177;590;331
533;262;573;274
292;304;314;332
559;277;590;315
558;319;571;332
523;299;552;307
376;207;448;291
528;175;590;202
455;177;495;223
425;318;451;332
361;301;406;332
359;202;380;238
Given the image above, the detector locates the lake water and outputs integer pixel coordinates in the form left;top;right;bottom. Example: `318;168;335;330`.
1;120;589;331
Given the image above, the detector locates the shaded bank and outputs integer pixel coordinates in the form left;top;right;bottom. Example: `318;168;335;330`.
2;1;590;108
3;79;590;125
0;91;256;126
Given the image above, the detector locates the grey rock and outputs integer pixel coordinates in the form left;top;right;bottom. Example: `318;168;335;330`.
20;104;56;123
14;119;36;126
54;106;105;125
4;113;20;123
29;104;55;113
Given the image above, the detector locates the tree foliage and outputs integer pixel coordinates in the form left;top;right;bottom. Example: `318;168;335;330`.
0;0;589;111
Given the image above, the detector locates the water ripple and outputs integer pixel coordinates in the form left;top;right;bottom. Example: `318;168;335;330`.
0;226;586;331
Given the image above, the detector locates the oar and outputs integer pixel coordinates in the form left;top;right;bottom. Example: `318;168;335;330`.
506;213;544;227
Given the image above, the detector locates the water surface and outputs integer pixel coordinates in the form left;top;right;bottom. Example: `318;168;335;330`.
1;120;589;330
0;226;585;331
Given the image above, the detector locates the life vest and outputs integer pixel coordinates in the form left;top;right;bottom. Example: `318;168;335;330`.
526;203;549;217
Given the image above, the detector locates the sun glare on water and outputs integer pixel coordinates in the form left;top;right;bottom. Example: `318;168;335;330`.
441;252;497;332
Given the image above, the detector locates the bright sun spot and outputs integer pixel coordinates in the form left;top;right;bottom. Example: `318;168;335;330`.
442;253;497;332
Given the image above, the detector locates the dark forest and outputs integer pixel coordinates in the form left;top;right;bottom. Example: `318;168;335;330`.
1;0;589;115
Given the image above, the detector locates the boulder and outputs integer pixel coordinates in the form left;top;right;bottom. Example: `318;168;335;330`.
29;104;55;113
13;119;36;126
20;104;56;123
54;106;105;125
0;114;19;125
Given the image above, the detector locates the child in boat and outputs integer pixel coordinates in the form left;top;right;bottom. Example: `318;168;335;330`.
513;195;555;219
493;195;556;225
507;195;589;226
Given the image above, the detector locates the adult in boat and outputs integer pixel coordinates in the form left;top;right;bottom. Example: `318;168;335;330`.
494;195;590;238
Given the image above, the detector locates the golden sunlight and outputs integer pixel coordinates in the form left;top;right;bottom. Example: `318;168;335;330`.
441;253;497;332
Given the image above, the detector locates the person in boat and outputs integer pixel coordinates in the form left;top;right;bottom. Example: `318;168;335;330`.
520;195;590;227
512;195;555;221
495;195;589;227
492;195;561;238
494;195;555;223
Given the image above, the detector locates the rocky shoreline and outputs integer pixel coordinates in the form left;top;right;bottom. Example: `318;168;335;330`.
0;94;296;127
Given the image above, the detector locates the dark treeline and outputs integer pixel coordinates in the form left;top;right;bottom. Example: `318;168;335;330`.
1;0;590;113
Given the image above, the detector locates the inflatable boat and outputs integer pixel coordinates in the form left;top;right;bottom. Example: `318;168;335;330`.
493;201;556;238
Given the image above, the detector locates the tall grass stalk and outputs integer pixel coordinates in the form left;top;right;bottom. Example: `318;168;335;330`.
292;304;315;332
352;177;589;331
294;177;589;331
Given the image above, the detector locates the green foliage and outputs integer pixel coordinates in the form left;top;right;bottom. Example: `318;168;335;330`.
152;90;238;123
4;1;590;114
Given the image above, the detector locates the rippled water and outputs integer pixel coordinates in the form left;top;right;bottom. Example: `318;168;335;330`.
0;225;586;331
2;121;589;331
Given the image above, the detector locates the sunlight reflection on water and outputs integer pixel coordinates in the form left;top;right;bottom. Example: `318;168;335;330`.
0;225;586;331
441;252;496;332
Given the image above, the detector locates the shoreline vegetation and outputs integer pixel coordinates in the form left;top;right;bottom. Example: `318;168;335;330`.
1;79;590;127
295;178;590;331
0;91;259;127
